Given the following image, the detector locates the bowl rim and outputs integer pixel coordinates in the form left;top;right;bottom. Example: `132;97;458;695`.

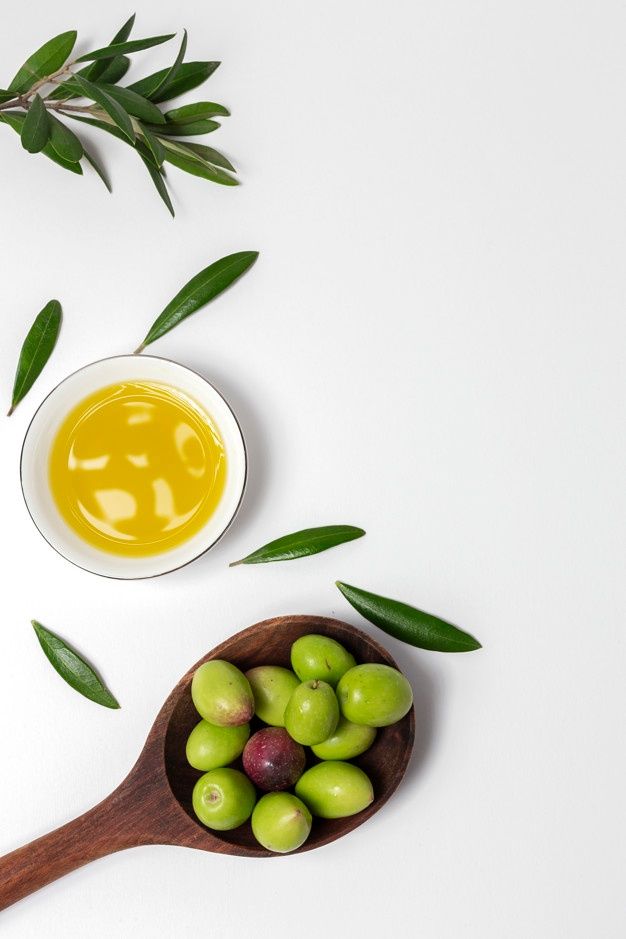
19;353;248;581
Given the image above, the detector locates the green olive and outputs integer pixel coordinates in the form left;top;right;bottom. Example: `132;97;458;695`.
284;680;339;745
290;634;356;687
311;716;376;760
191;660;254;726
245;666;299;726
186;719;250;771
337;663;413;726
251;792;312;853
192;768;256;830
295;761;374;818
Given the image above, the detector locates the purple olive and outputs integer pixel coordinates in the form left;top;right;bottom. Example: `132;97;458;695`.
242;727;306;791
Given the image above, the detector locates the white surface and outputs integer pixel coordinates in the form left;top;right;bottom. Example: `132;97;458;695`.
0;2;624;937
21;355;246;578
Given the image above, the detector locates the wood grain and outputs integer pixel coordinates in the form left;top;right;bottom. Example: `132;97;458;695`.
0;615;415;911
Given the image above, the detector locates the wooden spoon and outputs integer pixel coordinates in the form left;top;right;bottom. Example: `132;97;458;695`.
0;615;415;911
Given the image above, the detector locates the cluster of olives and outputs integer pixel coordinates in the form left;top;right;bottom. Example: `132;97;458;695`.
187;633;413;853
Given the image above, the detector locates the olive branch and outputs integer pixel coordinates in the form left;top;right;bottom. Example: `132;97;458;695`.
0;15;238;215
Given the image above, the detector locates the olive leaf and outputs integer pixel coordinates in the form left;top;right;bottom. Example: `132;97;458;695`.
161;141;237;185
82;13;136;83
127;60;220;103
8;300;62;415
138;150;174;217
165;101;229;123
8;30;77;93
181;142;236;172
32;621;120;709
67;113;164;204
135;251;258;352
144;29;187;101
1;110;82;174
71;74;135;142
230;526;366;566
48;113;83;162
336;582;482;653
83;147;111;190
66;112;133;145
95;55;131;85
96;83;166;124
82;150;110;188
21;94;50;152
140;126;166;166
75;34;175;63
147;118;220;136
44;145;82;174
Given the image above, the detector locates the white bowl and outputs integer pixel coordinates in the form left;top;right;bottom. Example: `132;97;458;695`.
20;355;247;579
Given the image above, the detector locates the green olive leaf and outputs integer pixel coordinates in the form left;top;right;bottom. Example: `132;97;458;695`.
82;147;111;191
165;101;229;123
180;142;236;172
48;113;83;162
0;111;27;131
112;14;136;40
66;113;136;189
111;13;136;41
8;30;77;93
146;118;219;136
137;148;174;216
43;142;83;174
21;94;50;152
140;126;166;166
160;139;237;185
65;112;134;146
32;621;120;709
75;34;175;63
95;82;165;124
1;109;82;174
143;29;187;101
82;13;136;82
135;251;258;352
127;60;219;104
336;582;482;653
230;526;366;566
8;300;62;415
94;54;131;86
71;74;135;142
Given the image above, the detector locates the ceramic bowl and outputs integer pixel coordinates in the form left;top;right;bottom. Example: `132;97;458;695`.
20;355;247;579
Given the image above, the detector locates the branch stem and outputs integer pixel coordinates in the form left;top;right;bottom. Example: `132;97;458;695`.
48;102;94;113
25;61;76;99
0;98;93;115
0;61;79;113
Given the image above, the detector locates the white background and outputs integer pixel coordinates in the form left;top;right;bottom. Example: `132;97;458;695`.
1;2;624;936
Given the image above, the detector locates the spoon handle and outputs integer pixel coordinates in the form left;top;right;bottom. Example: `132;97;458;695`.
0;781;146;911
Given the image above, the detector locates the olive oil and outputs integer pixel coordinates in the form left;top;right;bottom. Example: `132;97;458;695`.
49;381;226;557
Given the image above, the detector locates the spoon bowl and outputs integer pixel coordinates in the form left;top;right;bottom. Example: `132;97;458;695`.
0;616;414;909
